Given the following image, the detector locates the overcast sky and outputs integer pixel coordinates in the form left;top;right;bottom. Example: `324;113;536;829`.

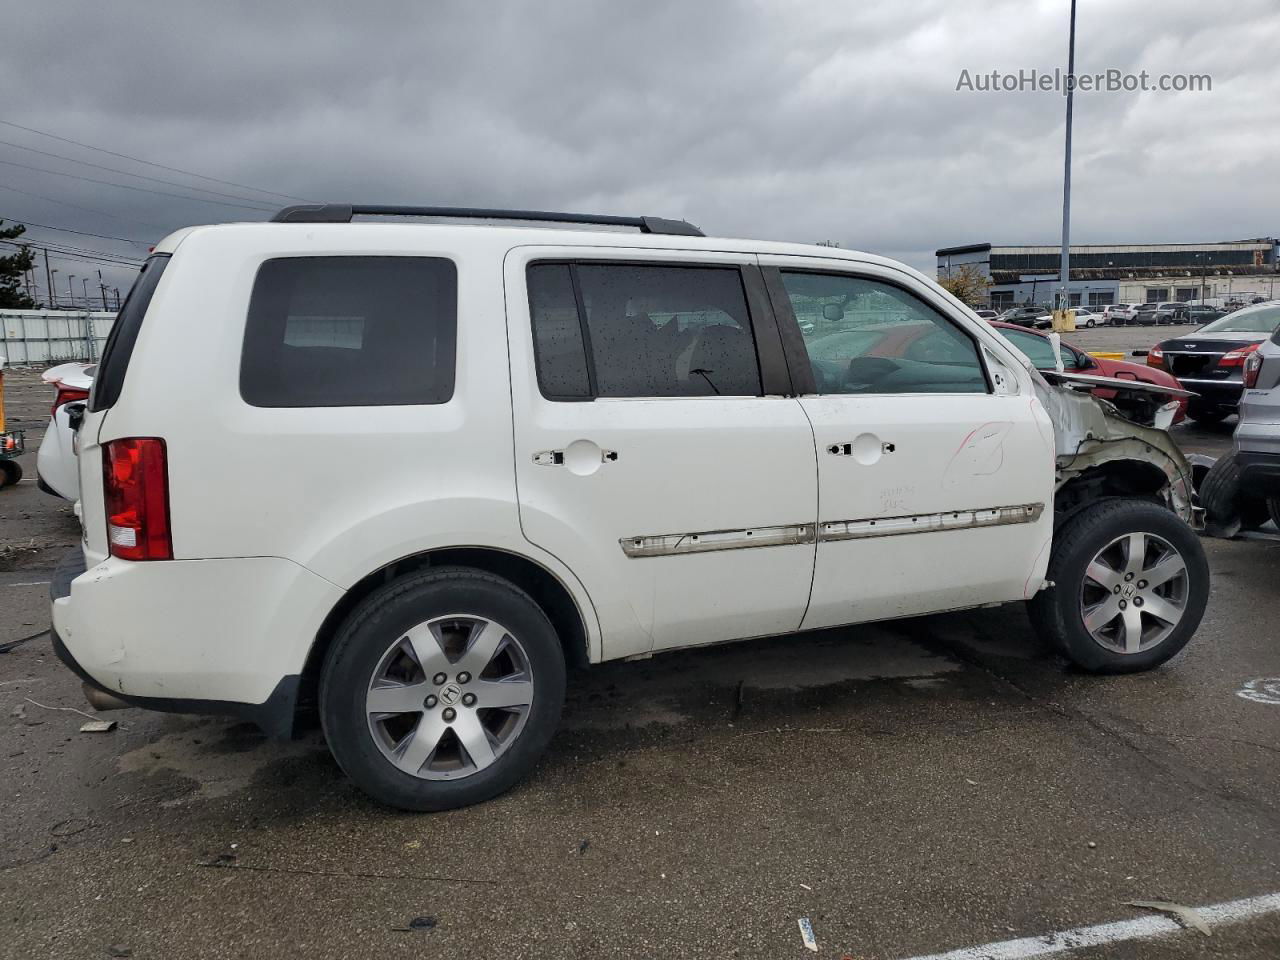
3;0;1278;301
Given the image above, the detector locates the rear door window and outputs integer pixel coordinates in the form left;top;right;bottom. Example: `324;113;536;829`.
240;256;457;407
527;262;762;398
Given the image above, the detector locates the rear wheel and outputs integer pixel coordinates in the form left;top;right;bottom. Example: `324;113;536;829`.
320;567;566;811
1201;452;1270;530
1029;500;1208;673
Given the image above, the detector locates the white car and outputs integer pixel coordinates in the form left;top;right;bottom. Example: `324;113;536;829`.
51;204;1209;810
36;361;94;500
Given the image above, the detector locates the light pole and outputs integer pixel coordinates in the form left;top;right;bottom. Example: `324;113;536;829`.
1056;0;1078;325
67;274;77;309
81;277;90;306
50;268;59;308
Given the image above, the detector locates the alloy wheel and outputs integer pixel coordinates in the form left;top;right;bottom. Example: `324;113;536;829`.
1079;532;1189;654
365;615;534;780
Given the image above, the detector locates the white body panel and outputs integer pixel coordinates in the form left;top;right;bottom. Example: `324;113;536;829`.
504;245;817;657
760;253;1056;627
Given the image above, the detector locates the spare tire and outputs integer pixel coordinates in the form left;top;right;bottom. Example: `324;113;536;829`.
1200;452;1269;530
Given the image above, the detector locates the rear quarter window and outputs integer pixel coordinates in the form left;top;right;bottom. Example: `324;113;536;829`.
240;256;457;407
89;254;170;412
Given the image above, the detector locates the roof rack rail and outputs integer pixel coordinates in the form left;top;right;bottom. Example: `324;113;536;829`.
269;204;705;237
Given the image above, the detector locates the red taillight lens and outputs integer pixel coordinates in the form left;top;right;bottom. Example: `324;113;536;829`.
1220;343;1260;368
1146;345;1164;368
1244;349;1264;388
51;386;90;416
102;438;172;561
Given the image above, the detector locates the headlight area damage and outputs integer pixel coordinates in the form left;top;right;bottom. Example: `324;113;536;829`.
1033;369;1200;529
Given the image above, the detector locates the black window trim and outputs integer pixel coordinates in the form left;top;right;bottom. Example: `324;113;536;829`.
525;257;792;401
89;253;172;412
762;265;996;396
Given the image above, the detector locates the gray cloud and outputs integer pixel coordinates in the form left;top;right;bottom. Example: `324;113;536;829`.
2;0;1277;297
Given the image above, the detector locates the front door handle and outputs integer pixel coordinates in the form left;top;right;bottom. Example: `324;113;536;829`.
827;440;895;456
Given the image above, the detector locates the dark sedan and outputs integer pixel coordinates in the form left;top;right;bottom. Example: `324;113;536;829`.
1148;301;1280;423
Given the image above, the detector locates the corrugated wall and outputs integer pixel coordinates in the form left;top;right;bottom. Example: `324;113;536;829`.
0;310;116;365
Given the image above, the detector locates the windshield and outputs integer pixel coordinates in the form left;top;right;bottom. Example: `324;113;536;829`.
1199;303;1280;334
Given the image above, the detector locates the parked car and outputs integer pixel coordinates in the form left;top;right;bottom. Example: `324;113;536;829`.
1063;306;1094;327
1181;304;1223;325
1129;303;1161;325
991;322;1187;423
973;309;999;320
36;362;94;500
50;204;1209;811
998;304;1053;328
1148;301;1280;423
1152;302;1189;325
1105;303;1139;325
1198;331;1280;532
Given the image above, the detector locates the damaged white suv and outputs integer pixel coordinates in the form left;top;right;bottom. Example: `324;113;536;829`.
51;205;1208;810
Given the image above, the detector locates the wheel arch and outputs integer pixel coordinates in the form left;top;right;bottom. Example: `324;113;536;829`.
298;546;595;724
1054;456;1177;529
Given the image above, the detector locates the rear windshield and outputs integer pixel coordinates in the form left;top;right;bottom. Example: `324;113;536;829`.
89;254;170;411
1199;304;1280;335
240;256;457;407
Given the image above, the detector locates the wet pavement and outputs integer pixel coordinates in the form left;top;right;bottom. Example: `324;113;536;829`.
1;353;1277;960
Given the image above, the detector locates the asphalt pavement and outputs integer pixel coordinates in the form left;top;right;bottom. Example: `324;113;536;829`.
2;332;1277;960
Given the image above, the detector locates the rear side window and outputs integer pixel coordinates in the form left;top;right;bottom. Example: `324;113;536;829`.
240;256;457;407
527;262;762;399
89;254;170;411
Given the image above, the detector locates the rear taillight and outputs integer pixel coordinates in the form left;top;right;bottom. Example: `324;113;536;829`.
102;438;172;561
1244;349;1264;388
1220;343;1260;368
1146;345;1164;368
51;386;90;416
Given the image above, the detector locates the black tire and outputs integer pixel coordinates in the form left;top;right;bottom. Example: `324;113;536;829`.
1028;500;1208;673
320;566;566;811
1200;452;1270;529
0;460;22;488
1186;402;1228;425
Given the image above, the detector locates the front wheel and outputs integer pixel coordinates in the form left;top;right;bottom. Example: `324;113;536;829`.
1028;500;1209;673
1187;402;1228;425
320;567;566;811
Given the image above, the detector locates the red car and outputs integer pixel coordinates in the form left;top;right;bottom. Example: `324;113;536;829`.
990;321;1187;423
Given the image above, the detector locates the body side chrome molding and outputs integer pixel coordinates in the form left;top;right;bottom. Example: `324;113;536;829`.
620;503;1045;557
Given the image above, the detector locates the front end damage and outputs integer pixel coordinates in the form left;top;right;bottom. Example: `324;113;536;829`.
1032;373;1199;529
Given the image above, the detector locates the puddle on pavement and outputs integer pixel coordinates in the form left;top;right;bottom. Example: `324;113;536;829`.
117;721;323;801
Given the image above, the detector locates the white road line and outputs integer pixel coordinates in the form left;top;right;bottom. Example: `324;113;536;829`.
900;892;1280;960
5;581;50;587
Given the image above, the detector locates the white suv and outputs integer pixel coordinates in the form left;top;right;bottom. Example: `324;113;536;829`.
51;205;1209;810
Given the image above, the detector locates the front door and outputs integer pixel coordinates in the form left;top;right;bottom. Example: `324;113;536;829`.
759;257;1056;629
505;247;818;660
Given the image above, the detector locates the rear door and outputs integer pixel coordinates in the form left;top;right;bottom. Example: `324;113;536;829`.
504;246;818;660
759;256;1056;628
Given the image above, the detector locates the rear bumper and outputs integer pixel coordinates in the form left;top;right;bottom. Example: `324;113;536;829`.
49;548;343;738
1173;377;1243;407
1235;451;1280;500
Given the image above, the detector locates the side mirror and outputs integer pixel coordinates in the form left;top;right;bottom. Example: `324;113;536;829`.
822;303;844;322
